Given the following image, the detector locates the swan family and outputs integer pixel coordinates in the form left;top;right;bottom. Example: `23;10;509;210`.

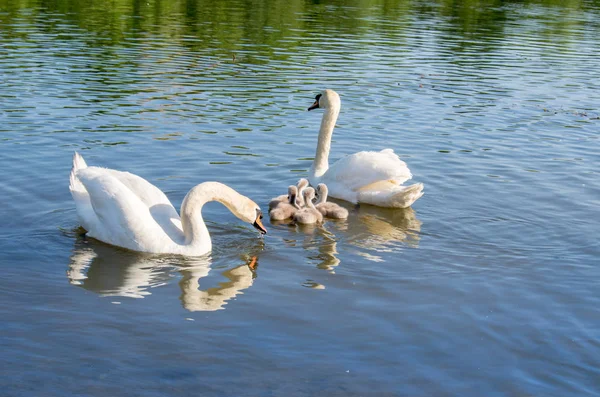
70;89;422;255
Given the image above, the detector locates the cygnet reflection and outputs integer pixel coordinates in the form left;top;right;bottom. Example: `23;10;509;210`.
67;237;261;311
275;222;341;275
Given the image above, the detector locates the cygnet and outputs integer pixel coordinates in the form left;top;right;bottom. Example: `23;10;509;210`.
293;187;323;224
315;183;349;219
269;185;300;220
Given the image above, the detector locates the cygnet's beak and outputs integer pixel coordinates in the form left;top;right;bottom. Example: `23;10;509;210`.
307;100;319;111
252;211;267;235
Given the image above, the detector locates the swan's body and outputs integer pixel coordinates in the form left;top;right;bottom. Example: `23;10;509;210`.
269;185;300;220
307;89;423;208
268;178;308;210
315;183;349;219
69;152;266;256
293;188;323;224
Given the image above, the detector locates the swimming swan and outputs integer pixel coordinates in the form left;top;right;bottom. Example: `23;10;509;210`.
315;183;349;219
69;152;267;256
307;89;424;208
293;187;323;224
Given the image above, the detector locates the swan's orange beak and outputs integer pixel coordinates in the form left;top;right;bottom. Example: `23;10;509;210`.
308;100;319;111
253;211;267;235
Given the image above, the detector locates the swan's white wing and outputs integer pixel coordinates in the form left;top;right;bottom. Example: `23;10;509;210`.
76;168;177;252
101;168;174;209
94;167;184;236
324;149;413;192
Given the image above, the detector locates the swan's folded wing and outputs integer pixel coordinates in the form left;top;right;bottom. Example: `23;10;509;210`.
102;168;175;209
76;168;171;251
326;149;413;191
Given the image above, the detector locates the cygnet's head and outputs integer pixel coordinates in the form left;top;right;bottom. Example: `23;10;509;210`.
317;183;328;197
297;178;309;190
287;185;298;201
303;186;316;202
308;89;341;111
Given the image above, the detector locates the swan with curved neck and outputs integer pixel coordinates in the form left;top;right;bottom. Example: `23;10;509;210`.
69;152;266;256
307;89;424;208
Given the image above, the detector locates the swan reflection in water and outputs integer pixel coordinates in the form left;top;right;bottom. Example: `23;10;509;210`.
345;204;422;262
67;236;261;311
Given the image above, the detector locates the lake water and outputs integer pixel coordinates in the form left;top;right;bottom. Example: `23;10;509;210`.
1;0;599;395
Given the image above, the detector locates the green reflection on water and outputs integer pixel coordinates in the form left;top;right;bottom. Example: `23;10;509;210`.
0;0;590;53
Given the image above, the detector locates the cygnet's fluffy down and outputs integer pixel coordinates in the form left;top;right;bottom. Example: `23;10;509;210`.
269;185;299;220
315;183;349;219
268;194;287;211
293;187;323;224
268;178;309;210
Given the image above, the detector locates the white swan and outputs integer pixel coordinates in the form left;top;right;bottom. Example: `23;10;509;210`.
69;152;267;256
307;89;424;208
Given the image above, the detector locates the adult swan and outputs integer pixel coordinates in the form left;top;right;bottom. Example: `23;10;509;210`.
307;89;424;208
69;152;267;256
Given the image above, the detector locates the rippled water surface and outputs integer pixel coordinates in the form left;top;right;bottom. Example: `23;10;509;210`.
1;0;599;395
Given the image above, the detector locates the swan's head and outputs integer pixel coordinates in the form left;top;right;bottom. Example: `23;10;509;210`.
308;89;341;111
235;199;267;235
252;207;267;235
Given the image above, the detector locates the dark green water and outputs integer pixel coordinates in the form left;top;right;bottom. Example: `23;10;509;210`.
1;0;599;395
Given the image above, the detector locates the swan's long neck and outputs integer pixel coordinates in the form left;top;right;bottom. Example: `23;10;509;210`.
312;105;340;178
180;182;246;252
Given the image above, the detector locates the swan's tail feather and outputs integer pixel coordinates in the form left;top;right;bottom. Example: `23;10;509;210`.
69;152;88;193
73;151;87;170
395;183;424;208
69;152;95;232
357;182;424;208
